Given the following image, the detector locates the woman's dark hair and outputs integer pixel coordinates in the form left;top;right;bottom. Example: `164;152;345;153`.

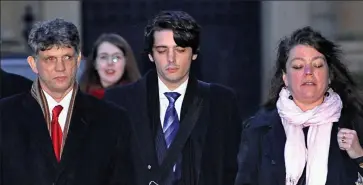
264;26;363;135
79;33;141;92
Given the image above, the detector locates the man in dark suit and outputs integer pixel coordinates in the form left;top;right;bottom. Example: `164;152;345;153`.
0;68;33;99
104;11;242;185
0;18;134;185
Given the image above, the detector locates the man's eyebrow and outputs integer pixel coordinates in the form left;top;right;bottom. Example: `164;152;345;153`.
154;46;167;48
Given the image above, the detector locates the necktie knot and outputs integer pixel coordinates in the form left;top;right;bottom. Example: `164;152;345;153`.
164;92;180;105
52;105;63;121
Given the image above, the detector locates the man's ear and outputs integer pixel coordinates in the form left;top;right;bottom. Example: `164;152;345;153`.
76;52;82;68
27;56;38;74
148;54;154;62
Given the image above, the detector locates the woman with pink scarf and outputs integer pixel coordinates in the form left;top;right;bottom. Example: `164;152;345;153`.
234;27;363;185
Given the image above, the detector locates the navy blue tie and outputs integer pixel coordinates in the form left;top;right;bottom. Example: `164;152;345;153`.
163;92;181;182
163;92;181;148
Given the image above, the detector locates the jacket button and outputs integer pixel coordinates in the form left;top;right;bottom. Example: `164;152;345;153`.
271;160;276;165
147;165;152;170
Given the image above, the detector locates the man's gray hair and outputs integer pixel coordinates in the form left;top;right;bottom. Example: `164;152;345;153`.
28;18;81;55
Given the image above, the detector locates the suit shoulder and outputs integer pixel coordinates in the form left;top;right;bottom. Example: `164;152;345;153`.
244;108;277;130
8;72;33;85
105;80;141;96
0;93;28;107
1;71;32;97
206;82;237;100
82;93;127;114
210;83;236;94
0;93;31;117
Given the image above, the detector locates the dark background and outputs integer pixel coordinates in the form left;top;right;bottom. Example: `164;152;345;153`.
82;1;262;119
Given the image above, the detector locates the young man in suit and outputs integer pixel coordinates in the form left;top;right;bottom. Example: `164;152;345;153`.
0;18;134;185
0;68;33;99
104;10;242;185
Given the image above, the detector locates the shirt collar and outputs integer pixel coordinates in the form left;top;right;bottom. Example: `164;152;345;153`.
158;77;188;98
43;89;73;110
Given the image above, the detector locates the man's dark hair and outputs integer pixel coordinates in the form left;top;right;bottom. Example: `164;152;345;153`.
28;18;81;55
144;10;201;55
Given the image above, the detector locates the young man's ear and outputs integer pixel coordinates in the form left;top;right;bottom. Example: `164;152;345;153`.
27;56;38;74
77;52;82;68
148;54;154;62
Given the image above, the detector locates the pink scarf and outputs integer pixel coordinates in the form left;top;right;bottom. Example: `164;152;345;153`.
276;88;342;185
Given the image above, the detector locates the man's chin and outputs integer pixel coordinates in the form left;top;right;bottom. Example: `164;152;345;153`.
51;84;74;94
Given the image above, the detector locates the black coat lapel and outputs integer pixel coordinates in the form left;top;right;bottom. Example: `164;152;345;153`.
131;71;160;169
22;93;59;168
262;109;286;185
146;70;162;137
180;76;198;121
187;80;210;184
57;92;90;177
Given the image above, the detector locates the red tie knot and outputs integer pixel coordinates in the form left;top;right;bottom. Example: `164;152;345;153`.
52;105;63;120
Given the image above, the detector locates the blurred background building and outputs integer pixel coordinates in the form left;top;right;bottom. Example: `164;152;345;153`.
1;1;362;119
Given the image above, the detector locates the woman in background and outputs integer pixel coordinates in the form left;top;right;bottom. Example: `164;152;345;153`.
235;27;363;185
80;33;141;98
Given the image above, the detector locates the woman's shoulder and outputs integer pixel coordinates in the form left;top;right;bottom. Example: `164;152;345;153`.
241;107;281;142
244;107;279;129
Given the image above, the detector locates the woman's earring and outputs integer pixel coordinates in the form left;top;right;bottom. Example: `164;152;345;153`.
288;95;293;100
325;91;330;97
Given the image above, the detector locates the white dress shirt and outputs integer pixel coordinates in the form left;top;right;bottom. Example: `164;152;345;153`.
43;89;73;132
158;77;188;128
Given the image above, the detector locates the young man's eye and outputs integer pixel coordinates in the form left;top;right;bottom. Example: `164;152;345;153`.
156;49;167;54
175;48;186;53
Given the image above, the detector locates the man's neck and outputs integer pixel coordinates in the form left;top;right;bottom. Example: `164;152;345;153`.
40;84;73;103
159;76;189;91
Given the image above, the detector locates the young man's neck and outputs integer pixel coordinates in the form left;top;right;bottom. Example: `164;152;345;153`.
159;76;189;91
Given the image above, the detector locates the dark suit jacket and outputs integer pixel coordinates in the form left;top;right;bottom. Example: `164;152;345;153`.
0;69;33;99
0;91;134;185
104;70;242;185
235;108;363;185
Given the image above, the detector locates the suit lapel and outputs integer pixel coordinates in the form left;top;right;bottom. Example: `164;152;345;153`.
180;77;197;121
22;94;58;168
131;71;160;169
185;79;210;181
57;92;90;174
262;109;286;184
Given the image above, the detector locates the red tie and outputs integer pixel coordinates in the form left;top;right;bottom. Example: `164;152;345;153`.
51;105;63;162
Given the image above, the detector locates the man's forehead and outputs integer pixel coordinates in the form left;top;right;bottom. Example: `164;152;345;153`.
153;30;176;45
39;46;76;56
